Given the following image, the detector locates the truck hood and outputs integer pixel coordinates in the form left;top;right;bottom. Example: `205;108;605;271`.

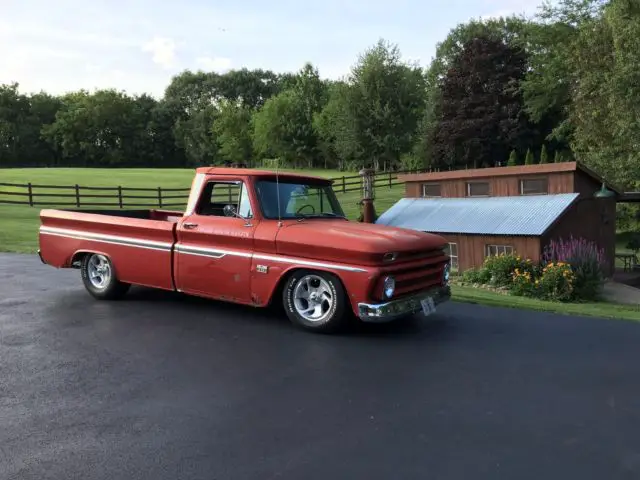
275;219;447;266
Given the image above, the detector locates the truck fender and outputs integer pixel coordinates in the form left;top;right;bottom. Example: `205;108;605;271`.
266;265;349;308
69;249;110;268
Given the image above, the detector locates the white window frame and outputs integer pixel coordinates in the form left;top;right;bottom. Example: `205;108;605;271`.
485;244;514;257
466;181;490;197
447;242;459;272
519;177;548;196
421;183;441;197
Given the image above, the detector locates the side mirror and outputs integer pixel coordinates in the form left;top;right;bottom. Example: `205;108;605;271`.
223;204;238;217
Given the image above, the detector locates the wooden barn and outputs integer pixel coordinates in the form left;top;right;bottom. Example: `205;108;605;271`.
376;162;619;275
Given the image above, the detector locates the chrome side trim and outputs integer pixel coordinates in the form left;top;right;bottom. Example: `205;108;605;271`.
252;253;367;273
39;226;173;252
39;226;368;273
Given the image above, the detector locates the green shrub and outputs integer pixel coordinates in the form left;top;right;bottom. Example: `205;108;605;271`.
538;262;575;302
482;253;534;288
462;267;491;284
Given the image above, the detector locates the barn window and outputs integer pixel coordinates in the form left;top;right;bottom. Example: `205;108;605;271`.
485;244;514;257
520;177;548;195
446;242;459;272
421;183;441;197
466;181;490;197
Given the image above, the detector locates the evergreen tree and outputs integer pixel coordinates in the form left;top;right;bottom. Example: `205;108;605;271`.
554;150;562;163
539;144;549;164
507;149;518;166
525;148;534;165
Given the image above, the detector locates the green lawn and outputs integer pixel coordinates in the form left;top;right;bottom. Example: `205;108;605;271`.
0;167;404;253
451;285;640;321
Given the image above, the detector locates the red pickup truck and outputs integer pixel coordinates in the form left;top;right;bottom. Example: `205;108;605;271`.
38;167;451;332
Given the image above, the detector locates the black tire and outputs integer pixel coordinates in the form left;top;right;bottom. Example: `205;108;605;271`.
80;253;130;300
282;269;348;333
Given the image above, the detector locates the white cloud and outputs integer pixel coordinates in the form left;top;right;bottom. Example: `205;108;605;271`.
142;36;177;69
195;56;232;72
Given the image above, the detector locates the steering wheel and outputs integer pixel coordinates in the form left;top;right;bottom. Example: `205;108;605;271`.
295;204;316;215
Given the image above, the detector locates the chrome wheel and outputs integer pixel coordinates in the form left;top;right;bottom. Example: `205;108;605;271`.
87;254;111;289
293;274;334;323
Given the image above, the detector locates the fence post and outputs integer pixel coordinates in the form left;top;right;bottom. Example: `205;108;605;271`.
75;184;80;208
388;171;392;188
342;176;345;193
157;187;163;208
118;186;123;208
27;183;33;206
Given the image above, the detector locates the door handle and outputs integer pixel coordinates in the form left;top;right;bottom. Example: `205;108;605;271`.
183;222;198;229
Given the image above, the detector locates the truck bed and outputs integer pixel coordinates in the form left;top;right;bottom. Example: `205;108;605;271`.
39;208;182;291
55;208;184;223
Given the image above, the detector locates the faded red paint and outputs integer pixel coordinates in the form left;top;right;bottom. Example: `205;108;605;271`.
38;168;450;317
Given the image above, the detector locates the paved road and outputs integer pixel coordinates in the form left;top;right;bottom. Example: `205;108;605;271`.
2;253;640;480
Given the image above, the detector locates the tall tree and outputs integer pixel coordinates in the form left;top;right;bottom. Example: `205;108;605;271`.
430;36;532;169
568;0;640;189
211;100;254;166
341;39;427;171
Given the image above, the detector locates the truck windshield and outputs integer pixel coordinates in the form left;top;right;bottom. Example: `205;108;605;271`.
254;179;346;220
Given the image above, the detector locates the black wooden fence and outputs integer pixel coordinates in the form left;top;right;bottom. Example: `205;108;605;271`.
0;169;423;209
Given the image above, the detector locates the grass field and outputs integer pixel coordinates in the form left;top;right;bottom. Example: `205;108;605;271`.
0;167;404;253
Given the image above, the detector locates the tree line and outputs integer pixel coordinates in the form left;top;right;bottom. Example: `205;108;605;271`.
1;0;638;192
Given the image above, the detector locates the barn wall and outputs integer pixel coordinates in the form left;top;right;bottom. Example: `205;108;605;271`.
406;171;576;198
434;233;541;272
542;197;616;276
574;170;604;197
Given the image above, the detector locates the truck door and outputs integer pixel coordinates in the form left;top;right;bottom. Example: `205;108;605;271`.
175;179;256;304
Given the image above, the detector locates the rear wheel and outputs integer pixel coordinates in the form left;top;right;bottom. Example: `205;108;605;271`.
282;270;348;333
80;253;130;300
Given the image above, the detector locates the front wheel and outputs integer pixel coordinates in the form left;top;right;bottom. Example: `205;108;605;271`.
282;270;348;333
80;253;130;300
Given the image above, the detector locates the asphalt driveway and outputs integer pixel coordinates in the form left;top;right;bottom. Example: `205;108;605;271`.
2;252;640;480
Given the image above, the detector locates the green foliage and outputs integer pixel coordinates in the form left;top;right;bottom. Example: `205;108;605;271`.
507;150;518;166
537;262;576;302
482;253;535;288
461;267;492;285
553;150;562;163
626;234;640;254
211;100;254;165
429;35;533;170
524;148;534;165
0;2;638;194
539;144;549;163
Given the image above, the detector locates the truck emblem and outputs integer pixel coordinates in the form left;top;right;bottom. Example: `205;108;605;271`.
256;265;269;274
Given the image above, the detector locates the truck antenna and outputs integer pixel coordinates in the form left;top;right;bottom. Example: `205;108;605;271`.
275;158;282;227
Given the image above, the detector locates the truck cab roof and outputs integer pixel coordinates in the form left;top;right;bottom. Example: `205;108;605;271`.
195;167;333;184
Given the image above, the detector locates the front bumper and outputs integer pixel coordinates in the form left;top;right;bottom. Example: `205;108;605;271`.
357;285;451;323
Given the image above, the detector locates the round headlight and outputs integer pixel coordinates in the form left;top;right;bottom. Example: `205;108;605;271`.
383;276;395;299
443;263;451;284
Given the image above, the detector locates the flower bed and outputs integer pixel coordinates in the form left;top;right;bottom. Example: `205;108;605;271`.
454;237;608;303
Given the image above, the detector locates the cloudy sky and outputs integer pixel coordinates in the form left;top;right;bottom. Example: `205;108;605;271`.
1;0;541;98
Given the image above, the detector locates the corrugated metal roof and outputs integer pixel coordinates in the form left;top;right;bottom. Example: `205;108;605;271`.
375;193;580;236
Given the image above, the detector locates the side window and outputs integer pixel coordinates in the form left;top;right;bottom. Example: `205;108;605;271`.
445;242;458;272
197;181;252;218
237;183;252;218
485;244;514;257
